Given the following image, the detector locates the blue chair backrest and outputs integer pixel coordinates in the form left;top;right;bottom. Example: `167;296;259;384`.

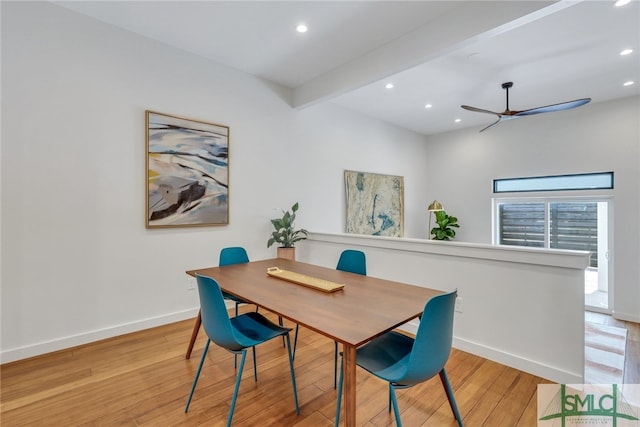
336;250;366;276
195;274;244;351
401;290;457;385
219;247;249;266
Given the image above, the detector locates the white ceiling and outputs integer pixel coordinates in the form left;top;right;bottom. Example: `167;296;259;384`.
55;0;639;136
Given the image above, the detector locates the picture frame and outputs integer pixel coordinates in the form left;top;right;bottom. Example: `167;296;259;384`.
146;110;229;228
344;170;404;237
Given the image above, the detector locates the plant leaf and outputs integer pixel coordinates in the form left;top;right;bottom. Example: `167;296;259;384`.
267;202;308;247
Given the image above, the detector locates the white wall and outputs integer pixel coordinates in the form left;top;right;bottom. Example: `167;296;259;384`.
2;1;637;369
425;97;640;322
299;232;589;384
291;103;430;239
0;2;429;361
0;1;288;360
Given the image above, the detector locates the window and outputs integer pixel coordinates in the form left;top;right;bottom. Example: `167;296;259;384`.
494;196;611;311
496;200;599;267
494;172;613;193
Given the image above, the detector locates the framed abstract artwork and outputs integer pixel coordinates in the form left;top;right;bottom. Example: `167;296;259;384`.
146;111;229;228
344;170;404;237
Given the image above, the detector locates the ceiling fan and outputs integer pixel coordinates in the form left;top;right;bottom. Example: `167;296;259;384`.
461;82;591;132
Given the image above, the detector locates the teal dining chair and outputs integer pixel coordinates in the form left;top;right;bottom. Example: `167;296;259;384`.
335;290;463;427
184;274;299;426
185;247;252;360
219;247;251;316
336;249;367;276
222;247;289;352
291;249;367;389
332;249;366;388
219;247;256;367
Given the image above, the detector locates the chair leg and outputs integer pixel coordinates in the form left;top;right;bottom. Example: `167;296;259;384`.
389;385;402;427
234;303;240;368
335;354;344;426
439;369;463;427
278;316;286;347
252;346;258;381
292;324;300;360
285;333;300;415
184;339;211;412
185;310;202;359
333;341;338;389
227;350;247;427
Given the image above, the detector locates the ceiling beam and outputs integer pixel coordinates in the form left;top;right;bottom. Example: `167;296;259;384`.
291;1;580;109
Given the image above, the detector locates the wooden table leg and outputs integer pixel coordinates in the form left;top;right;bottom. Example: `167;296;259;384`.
343;344;357;427
185;310;201;359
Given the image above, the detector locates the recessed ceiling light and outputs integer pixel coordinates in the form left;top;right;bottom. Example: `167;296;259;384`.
620;48;634;56
424;104;433;109
623;80;635;86
296;24;308;33
614;0;630;6
454;118;461;123
385;83;394;89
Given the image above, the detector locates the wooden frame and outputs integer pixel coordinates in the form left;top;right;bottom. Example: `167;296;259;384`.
344;170;404;237
145;110;229;228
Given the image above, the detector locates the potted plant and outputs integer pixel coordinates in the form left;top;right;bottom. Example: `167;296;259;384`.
430;210;460;240
267;202;309;260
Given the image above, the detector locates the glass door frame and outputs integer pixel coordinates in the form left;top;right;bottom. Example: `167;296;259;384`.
492;195;613;313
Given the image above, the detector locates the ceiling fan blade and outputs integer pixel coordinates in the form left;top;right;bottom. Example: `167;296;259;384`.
479;117;503;132
461;105;501;117
463;82;591;132
514;98;591;117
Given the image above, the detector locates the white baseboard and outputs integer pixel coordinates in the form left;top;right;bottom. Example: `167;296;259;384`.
452;336;583;384
3;306;587;386
1;308;200;364
397;320;582;384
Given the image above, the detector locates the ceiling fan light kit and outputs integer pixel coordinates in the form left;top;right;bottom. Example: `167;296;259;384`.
461;82;591;132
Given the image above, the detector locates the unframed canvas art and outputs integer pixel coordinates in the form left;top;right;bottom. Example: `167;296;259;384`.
344;170;404;237
146;111;229;228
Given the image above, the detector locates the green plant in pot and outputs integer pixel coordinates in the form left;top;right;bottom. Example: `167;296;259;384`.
268;202;308;259
430;210;460;240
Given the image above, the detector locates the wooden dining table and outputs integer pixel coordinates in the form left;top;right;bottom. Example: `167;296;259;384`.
186;258;442;427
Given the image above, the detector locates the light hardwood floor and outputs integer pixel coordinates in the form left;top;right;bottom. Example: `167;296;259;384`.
2;309;636;426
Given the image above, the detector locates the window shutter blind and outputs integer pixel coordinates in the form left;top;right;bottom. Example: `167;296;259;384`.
498;202;597;267
499;203;545;247
549;202;598;267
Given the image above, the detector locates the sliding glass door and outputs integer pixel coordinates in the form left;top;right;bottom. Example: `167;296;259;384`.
494;198;611;312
